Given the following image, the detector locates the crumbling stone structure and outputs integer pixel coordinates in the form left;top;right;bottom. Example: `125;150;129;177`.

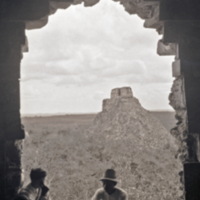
0;0;199;200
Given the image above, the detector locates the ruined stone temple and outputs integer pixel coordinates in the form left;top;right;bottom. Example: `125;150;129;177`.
0;0;200;199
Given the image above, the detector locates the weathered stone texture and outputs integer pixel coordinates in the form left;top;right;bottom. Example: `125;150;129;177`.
89;87;181;199
5;140;24;200
1;0;49;21
160;0;200;21
169;76;188;162
5;140;23;168
23;0;161;30
143;4;163;32
102;99;111;112
168;76;187;199
168;73;200;200
0;20;25;200
111;87;133;99
157;40;176;56
102;87;136;112
163;21;200;44
2;0;200;200
0;21;25;140
5;168;23;200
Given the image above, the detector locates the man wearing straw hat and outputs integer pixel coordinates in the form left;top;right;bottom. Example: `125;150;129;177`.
91;169;128;200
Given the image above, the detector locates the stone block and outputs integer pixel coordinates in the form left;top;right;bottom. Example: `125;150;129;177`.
182;61;200;133
5;140;23;168
178;43;200;61
120;87;133;97
0;109;24;140
111;87;133;99
26;16;49;30
169;76;186;111
0;22;25;65
183;60;200;77
84;0;100;7
4;111;24;140
21;36;28;52
144;19;162;30
1;0;49;21
49;1;71;14
143;4;162;31
157;40;176;56
0;21;25;43
0;100;20;114
163;21;200;43
0;140;23;200
0;44;22;66
172;59;200;77
0;65;20;80
184;163;200;200
111;88;120;99
172;60;181;77
0;80;20;114
160;0;200;20
5;168;23;200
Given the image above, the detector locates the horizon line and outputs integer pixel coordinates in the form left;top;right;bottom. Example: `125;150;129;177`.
21;109;174;117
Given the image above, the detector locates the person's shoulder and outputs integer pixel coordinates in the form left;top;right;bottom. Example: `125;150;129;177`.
115;187;128;196
91;188;105;200
19;183;36;197
17;184;32;200
95;188;105;194
19;183;31;192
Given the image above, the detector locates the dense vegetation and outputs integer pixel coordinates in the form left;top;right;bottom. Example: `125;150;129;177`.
22;98;181;200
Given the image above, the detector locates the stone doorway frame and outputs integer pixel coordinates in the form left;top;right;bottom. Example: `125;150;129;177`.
1;0;200;199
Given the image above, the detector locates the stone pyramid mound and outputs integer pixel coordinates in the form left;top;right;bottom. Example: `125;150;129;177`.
90;87;176;151
86;87;182;199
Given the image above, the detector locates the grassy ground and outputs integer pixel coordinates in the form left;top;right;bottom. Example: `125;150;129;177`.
21;111;181;200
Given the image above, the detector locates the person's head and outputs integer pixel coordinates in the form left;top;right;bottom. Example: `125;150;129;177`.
30;168;46;188
100;169;118;194
102;179;117;192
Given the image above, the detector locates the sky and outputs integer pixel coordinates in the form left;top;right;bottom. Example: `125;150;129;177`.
20;0;175;115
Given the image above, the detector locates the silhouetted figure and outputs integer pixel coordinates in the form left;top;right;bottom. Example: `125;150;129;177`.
91;169;128;200
15;168;50;200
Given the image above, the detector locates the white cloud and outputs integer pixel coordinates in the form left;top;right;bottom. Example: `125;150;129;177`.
20;0;174;114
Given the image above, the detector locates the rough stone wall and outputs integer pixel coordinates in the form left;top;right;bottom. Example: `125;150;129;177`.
0;21;25;200
169;77;188;162
103;87;135;112
5;140;24;200
2;0;199;200
169;74;200;199
111;87;133;99
102;99;111;112
169;76;187;199
25;0;159;31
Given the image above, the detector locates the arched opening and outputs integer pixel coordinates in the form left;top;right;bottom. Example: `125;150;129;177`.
19;1;182;200
21;0;174;114
5;0;200;200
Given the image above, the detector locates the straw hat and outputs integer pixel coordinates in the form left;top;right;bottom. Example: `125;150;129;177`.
100;169;119;183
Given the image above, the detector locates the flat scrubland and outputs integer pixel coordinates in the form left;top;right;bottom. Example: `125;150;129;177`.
22;111;176;132
21;111;181;200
